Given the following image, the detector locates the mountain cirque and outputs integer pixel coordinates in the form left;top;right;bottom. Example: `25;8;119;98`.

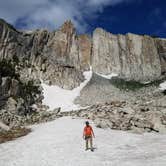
0;19;166;134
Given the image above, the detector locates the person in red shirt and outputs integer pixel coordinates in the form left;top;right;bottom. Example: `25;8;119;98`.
83;121;95;151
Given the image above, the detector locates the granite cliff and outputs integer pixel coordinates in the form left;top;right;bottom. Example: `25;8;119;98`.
0;19;166;86
0;19;91;89
92;28;166;82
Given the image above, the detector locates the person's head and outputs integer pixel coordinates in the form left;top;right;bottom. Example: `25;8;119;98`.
85;121;89;126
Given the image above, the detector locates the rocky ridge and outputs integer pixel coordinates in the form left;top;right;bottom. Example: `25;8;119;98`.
1;19;166;87
0;19;92;89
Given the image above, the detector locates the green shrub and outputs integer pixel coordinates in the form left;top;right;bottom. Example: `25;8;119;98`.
162;90;166;95
0;59;19;79
12;55;19;65
20;80;41;101
110;77;164;91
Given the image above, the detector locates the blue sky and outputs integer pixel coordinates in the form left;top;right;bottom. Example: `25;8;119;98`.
0;0;165;37
87;0;166;37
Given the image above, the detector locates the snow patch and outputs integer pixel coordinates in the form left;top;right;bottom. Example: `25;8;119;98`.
142;81;151;84
0;117;166;166
42;69;92;112
159;81;166;90
96;72;118;79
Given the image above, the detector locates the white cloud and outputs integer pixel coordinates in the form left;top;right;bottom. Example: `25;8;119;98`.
0;0;47;23
0;0;131;32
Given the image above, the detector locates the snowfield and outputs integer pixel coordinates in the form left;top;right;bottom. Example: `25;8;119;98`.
159;81;166;90
42;69;92;111
96;72;118;79
0;117;166;166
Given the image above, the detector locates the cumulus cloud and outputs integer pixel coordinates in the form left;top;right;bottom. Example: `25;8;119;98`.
0;0;131;32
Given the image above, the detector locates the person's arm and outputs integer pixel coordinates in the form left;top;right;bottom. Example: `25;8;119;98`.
83;127;85;139
91;127;95;138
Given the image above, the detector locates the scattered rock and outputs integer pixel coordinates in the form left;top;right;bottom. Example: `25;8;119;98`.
63;101;166;133
0;121;9;131
53;107;61;114
5;97;17;113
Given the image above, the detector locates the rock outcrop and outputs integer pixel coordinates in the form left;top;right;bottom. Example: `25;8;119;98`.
92;28;166;82
156;38;166;75
0;19;92;89
0;76;43;116
0;121;9;131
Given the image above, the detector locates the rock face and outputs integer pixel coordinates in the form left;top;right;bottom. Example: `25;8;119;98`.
92;28;166;82
0;19;166;86
0;75;43;116
156;39;166;75
0;121;9;131
0;19;92;89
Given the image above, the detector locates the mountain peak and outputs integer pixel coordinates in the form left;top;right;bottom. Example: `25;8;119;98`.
60;20;76;34
0;18;17;32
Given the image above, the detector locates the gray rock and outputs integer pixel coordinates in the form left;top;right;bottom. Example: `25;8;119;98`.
67;102;166;133
160;109;166;114
1;19;165;89
94;118;113;129
5;97;17;113
0;19;91;89
91;28;165;82
0;121;9;131
152;97;166;108
53;107;61;114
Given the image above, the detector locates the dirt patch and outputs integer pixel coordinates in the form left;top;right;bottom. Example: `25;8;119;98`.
0;127;31;144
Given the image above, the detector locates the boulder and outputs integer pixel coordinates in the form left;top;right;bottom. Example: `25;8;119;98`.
0;121;9;131
5;97;17;113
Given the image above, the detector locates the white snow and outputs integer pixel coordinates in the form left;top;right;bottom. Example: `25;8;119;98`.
96;72;118;79
142;81;151;84
42;69;92;111
0;117;166;166
159;81;166;90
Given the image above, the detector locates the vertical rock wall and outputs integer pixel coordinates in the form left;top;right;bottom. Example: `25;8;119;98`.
92;28;164;82
0;19;92;89
0;18;166;87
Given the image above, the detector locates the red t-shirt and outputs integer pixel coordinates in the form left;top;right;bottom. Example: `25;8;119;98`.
84;125;93;136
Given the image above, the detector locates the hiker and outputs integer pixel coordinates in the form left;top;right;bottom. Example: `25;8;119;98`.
83;121;95;151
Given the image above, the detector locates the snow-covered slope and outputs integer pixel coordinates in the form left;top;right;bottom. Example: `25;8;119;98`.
42;69;92;111
0;117;166;166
